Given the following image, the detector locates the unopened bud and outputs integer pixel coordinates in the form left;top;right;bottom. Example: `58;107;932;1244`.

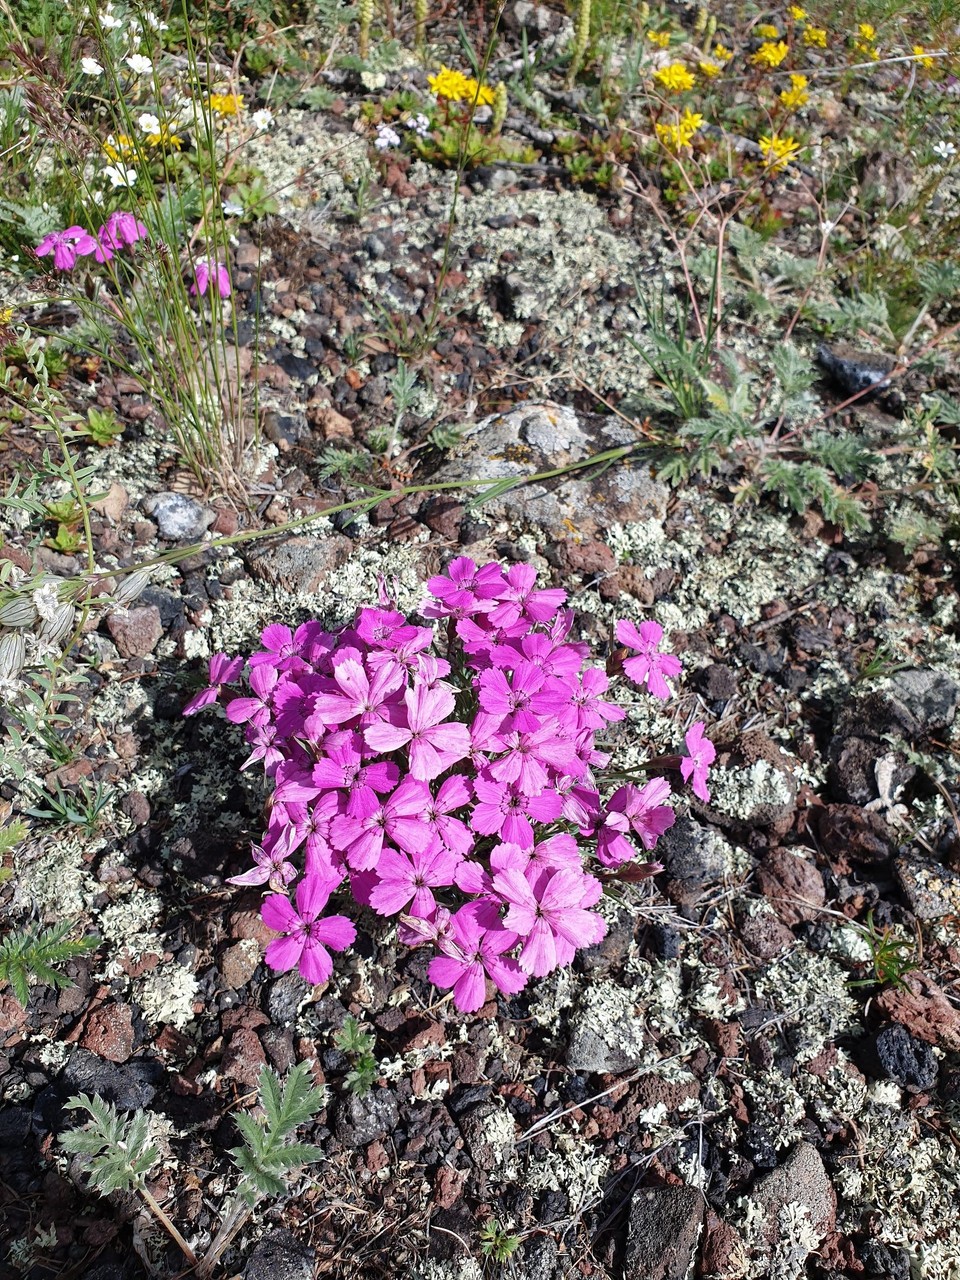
694;6;708;34
491;81;508;135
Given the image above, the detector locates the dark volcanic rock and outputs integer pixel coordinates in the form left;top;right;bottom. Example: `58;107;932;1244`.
624;1185;703;1280
244;1227;315;1280
872;1024;938;1092
62;1049;163;1111
333;1087;400;1147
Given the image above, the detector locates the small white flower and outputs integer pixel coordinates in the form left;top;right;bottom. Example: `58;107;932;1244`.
143;10;169;29
33;583;61;622
81;56;104;75
932;139;957;160
405;112;430;136
374;123;401;151
819;219;836;236
99;10;123;28
138;112;160;134
125;54;153;75
251;108;273;131
222;199;244;217
104;163;137;187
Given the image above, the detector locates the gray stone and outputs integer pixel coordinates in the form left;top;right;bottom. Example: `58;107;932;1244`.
244;534;353;594
748;1142;836;1258
264;971;311;1026
624;1185;703;1280
142;491;215;540
884;669;960;733
243;1227;315;1280
657;817;727;890
333;1087;399;1147
429;404;667;542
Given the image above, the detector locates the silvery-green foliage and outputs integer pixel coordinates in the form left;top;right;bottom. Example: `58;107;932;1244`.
60;1095;159;1195
229;1062;326;1204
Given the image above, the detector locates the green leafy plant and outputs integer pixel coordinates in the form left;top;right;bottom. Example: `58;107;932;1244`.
334;1014;378;1095
60;1094;198;1265
24;778;114;834
80;406;124;447
849;909;921;991
478;1216;523;1263
0;919;98;1005
197;1062;326;1276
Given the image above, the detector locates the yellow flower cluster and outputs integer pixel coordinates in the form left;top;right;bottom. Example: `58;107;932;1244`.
751;40;789;68
713;43;733;62
912;44;935;69
427;66;495;104
788;5;807;19
655;107;704;151
103;133;136;161
779;73;809;109
699;59;722;78
647;29;671;48
858;22;876;40
654;62;696;92
756;23;780;39
759;133;801;170
209;93;244;116
145;124;183;150
803;26;828;47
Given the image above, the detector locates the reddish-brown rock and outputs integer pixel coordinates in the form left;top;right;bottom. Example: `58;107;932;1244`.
80;1004;135;1063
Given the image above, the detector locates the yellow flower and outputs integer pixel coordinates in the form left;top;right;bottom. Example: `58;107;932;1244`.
912;44;935;69
145;125;183;150
209;92;244;116
803;26;828;47
699;59;722;77
756;23;780;38
779;72;809;109
102;133;135;161
751;40;789;68
858;23;876;40
655;107;704;151
713;43;734;61
788;5;807;18
758;133;801;170
0;306;13;325
647;29;671;47
427;65;494;103
654;62;696;92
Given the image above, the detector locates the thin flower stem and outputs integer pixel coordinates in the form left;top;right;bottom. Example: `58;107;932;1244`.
140;1185;199;1266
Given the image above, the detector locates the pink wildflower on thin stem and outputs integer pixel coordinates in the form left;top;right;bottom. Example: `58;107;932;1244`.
681;720;716;802
368;839;461;918
261;871;355;984
182;652;244;715
227;837;298;890
615;619;682;699
99;210;148;251
192;256;231;298
35;226;97;270
493;866;606;977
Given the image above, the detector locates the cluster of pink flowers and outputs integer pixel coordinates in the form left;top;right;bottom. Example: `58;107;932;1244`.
35;219;230;301
35;211;148;270
184;560;715;1011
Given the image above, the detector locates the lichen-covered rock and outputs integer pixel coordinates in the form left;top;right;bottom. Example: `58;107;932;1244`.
893;853;960;920
883;668;960;733
429;403;668;542
333;1086;400;1147
243;1227;315;1280
657;817;729;904
243;533;354;593
746;1142;836;1266
565;980;650;1073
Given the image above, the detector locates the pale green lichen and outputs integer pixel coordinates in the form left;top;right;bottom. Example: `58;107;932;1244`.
709;760;794;821
136;962;199;1030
